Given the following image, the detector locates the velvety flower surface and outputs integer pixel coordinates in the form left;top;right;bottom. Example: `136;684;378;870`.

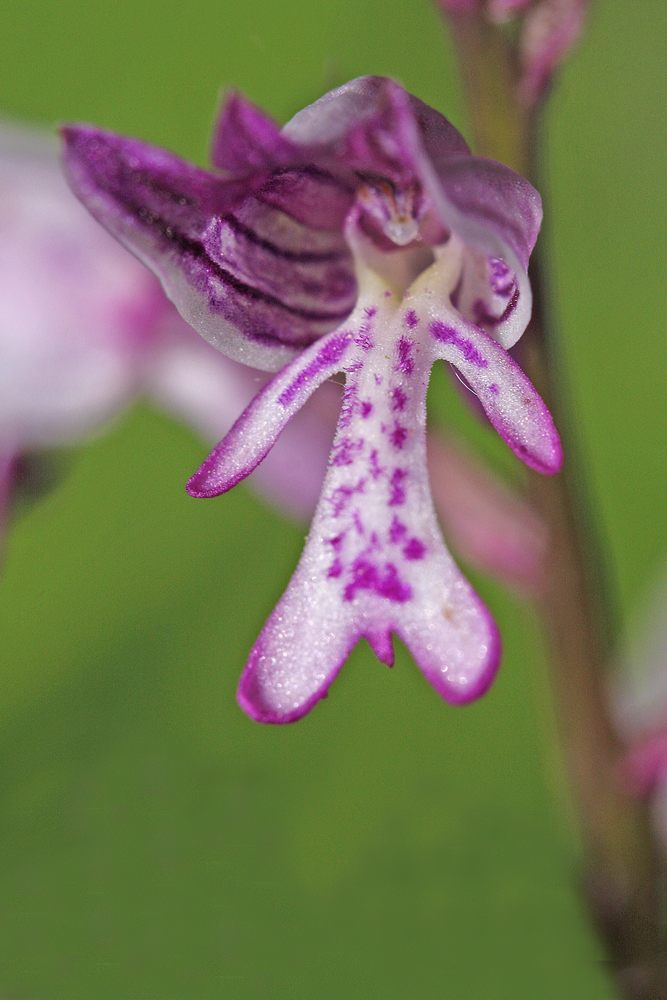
64;76;561;723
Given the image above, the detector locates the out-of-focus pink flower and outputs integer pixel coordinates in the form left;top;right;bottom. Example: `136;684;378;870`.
487;0;532;18
436;0;589;109
436;0;480;9
64;76;560;723
0;120;341;531
613;570;667;853
428;435;547;593
517;0;589;107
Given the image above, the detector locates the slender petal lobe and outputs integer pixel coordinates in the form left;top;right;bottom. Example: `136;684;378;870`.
428;312;561;474
187;325;355;496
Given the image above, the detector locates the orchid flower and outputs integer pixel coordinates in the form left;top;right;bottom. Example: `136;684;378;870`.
63;76;561;723
0;119;345;540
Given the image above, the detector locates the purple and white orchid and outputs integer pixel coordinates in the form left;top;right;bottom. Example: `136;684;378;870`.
63;76;561;723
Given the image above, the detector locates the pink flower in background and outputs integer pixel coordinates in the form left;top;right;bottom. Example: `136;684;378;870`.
64;76;561;722
515;0;589;106
436;0;589;108
0;120;342;540
427;435;547;594
614;570;667;854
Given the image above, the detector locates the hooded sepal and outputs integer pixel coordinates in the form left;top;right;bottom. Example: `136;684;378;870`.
62;125;357;372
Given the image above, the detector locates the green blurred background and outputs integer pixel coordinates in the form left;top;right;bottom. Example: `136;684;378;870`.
0;1;665;997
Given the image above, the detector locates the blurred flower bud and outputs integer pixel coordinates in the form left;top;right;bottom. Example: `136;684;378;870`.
428;434;547;594
435;0;589;110
613;568;667;853
518;0;589;108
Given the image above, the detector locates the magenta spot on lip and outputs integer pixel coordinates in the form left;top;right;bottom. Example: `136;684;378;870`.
277;331;351;406
389;515;407;543
338;383;358;428
404;310;418;330
331;436;363;466
390;387;408;412
343;558;412;602
489;257;514;294
488;383;499;395
352;509;364;535
327;558;343;578
369;449;384;480
396;336;415;376
374;374;382;386
471;285;519;327
327;532;345;551
403;537;426;560
429;321;488;368
389;422;408;450
389;468;407;506
384;289;392;298
355;307;376;351
329;477;366;516
361;400;373;418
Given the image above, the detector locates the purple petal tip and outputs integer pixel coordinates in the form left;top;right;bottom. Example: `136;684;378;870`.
519;429;563;477
416;612;502;707
237;661;335;725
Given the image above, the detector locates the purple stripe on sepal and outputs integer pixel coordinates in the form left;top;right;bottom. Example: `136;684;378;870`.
429;314;562;475
223;212;348;264
284;77;470;187
472;285;519;328
422;154;542;274
210;93;358;231
62;125;251;234
186;326;354;497
258;166;354;231
62;125;358;370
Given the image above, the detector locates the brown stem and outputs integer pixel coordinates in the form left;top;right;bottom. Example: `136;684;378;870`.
445;12;531;174
442;9;667;997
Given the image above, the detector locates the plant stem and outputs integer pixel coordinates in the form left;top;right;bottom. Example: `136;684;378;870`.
443;10;667;997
